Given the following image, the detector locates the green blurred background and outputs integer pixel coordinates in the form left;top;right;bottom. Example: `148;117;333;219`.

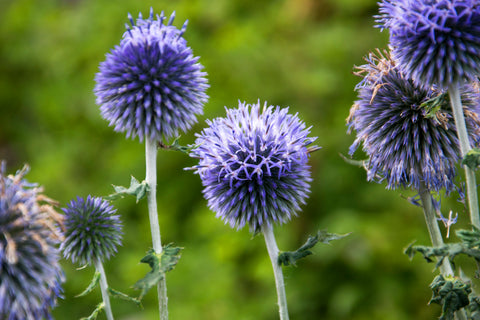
1;0;476;319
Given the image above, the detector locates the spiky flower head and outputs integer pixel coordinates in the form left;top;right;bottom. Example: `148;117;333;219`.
188;101;318;233
376;0;480;88
95;8;209;142
0;163;64;320
348;49;480;192
61;196;122;265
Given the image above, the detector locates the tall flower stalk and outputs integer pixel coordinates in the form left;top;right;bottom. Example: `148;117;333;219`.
188;101;318;319
94;8;208;319
449;84;480;228
145;138;168;319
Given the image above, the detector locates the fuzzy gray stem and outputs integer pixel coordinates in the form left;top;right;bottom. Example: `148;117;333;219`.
94;259;114;320
418;184;468;320
145;138;168;320
449;83;480;228
262;225;289;320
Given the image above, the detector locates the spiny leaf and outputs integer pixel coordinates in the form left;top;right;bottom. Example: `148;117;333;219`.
317;230;351;244
158;136;196;154
108;288;142;307
278;230;350;267
429;275;471;320
104;176;149;203
133;244;182;300
456;226;480;247
462;148;480;170
79;302;104;320
76;271;100;298
339;153;369;168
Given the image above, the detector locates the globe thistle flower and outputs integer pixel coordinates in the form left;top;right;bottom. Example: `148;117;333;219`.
348;49;480;192
376;0;480;88
188;101;318;233
0;163;64;320
95;9;209;142
61;196;122;265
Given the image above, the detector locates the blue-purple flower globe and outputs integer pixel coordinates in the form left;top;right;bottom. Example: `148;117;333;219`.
377;0;480;88
61;196;122;265
0;164;64;320
188;101;318;233
348;50;480;192
95;9;209;142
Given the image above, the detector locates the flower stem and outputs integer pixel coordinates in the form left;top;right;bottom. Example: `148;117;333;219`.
145;138;168;320
418;184;468;320
262;225;289;320
94;259;114;320
418;184;454;276
449;83;480;228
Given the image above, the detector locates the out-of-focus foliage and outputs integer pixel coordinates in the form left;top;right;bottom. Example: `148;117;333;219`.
1;0;475;319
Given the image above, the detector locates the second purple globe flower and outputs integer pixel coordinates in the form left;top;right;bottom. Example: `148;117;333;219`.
188;101;318;233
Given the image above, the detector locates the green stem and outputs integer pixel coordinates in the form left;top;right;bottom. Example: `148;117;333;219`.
262;225;289;320
449;83;480;228
145;138;168;320
418;184;468;320
94;259;114;320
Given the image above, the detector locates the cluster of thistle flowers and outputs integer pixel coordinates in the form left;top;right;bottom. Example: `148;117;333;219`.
1;7;320;319
0;161;122;319
93;7;319;320
95;9;318;241
349;0;480;204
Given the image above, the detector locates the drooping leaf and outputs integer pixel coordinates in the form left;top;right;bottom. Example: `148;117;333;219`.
462;148;480;170
104;176;149;203
278;230;350;267
79;302;104;320
108;288;142;307
76;271;100;298
133;244;182;300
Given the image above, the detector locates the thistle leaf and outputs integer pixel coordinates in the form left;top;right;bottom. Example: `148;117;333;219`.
76;271;100;298
133;244;182;300
104;176;149;203
278;230;350;267
158;136;196;154
79;302;104;320
429;275;471;320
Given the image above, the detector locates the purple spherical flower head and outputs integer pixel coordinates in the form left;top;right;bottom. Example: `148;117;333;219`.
377;0;480;88
348;49;480;192
188;101;318;233
61;196;122;266
0;163;64;320
95;9;209;142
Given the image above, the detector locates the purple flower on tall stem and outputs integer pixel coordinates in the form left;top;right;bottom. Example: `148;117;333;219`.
95;9;209;142
376;0;480;89
0;163;64;320
61;196;122;266
347;49;480;192
188;101;318;233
